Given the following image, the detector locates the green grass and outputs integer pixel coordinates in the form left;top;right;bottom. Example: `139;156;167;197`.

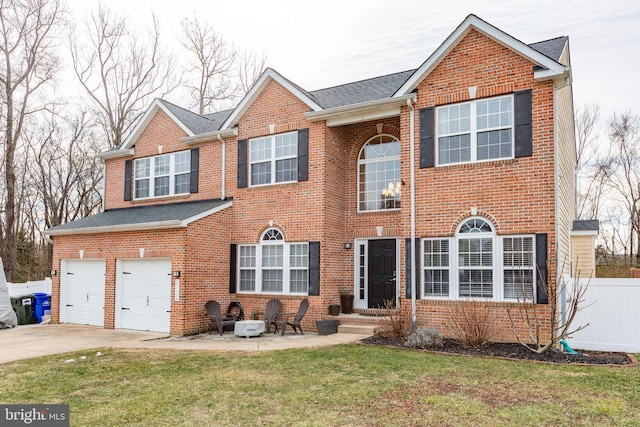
1;345;639;426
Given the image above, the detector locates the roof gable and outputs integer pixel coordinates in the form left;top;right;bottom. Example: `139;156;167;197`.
394;14;567;97
120;99;194;150
119;99;230;150
221;68;323;129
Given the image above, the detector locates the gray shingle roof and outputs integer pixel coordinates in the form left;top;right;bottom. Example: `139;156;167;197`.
529;37;568;62
309;70;416;109
47;198;231;234
147;36;566;134
573;220;600;232
203;109;233;130
158;100;223;134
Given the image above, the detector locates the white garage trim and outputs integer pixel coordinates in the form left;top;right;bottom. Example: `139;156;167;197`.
115;258;172;333
60;259;106;327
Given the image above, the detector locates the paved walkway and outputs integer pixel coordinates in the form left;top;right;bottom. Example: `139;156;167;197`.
0;323;371;364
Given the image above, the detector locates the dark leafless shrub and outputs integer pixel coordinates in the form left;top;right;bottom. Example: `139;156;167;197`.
375;300;413;341
448;300;497;348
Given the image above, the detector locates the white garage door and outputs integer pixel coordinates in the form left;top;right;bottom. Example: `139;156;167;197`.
117;259;171;333
61;259;106;327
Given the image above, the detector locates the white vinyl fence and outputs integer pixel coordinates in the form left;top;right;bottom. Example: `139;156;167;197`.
566;277;640;353
7;278;52;298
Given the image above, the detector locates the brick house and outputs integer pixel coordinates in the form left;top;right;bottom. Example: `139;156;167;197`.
46;15;576;339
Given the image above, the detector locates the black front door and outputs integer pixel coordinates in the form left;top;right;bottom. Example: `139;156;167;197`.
368;239;396;308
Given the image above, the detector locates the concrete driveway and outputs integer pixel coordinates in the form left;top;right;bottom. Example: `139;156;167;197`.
0;323;370;364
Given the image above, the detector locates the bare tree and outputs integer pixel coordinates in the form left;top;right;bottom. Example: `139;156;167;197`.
237;50;267;96
179;16;237;114
507;267;590;354
0;0;63;281
27;109;104;229
604;113;640;265
70;5;176;148
575;103;609;219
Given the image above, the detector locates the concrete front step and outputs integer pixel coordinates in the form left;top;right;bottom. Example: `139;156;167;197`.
338;323;377;335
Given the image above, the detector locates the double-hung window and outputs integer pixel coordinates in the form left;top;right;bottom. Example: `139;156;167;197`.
250;132;298;186
436;95;513;165
134;151;191;199
238;229;309;295
422;218;535;301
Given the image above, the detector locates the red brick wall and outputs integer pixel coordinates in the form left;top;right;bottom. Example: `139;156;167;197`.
54;29;562;341
105;109;224;210
395;29;556;341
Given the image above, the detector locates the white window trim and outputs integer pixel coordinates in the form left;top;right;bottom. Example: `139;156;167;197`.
134;151;191;200
249;131;298;187
435;94;514;167
421;220;536;302
357;134;401;213
237;231;309;295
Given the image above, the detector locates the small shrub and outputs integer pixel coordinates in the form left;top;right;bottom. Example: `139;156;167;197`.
448;300;496;348
405;327;443;349
375;300;412;341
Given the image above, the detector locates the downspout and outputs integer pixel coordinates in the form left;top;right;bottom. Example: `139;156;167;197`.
407;98;417;327
217;134;226;200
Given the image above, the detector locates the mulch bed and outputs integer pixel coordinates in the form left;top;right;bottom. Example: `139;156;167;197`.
360;336;636;366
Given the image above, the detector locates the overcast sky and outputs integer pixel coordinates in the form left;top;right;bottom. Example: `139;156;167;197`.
67;0;639;119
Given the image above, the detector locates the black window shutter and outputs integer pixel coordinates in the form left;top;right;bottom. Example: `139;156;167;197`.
298;128;309;182
237;139;248;188
514;89;533;158
405;238;421;299
124;159;132;201
229;244;237;294
190;147;199;193
419;107;435;168
535;233;548;304
308;241;320;296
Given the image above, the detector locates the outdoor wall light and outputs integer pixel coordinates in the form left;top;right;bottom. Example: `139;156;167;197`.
50;270;57;276
344;243;353;250
172;271;181;278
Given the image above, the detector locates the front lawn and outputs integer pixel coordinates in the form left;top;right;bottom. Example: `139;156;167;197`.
0;345;638;426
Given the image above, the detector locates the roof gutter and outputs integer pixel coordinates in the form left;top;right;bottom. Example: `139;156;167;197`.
305;94;416;125
44;220;186;236
181;127;238;145
98;148;134;160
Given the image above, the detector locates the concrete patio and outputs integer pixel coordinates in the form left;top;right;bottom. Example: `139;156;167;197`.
0;323;372;364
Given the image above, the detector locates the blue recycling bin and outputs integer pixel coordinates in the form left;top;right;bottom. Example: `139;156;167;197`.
32;293;51;323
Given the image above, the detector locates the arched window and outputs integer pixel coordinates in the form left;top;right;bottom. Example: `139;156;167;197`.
238;228;309;295
457;218;494;298
357;135;401;211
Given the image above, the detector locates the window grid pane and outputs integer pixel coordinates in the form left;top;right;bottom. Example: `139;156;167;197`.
503;237;534;300
174;173;190;194
423;239;450;297
250;132;298;185
437;95;513;165
133;152;191;199
358;136;401;211
239;246;256;292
